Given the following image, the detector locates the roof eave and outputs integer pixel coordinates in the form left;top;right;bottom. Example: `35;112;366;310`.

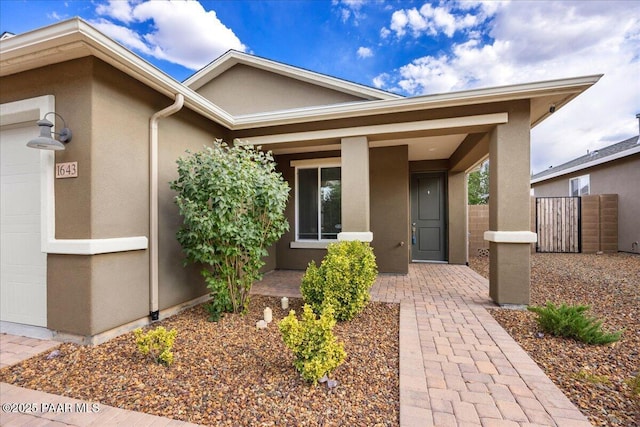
531;144;640;184
1;19;602;134
232;74;603;130
183;49;403;101
0;18;235;128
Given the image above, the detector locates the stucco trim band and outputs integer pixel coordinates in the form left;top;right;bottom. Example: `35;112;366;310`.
338;232;374;242
46;236;148;255
242;113;509;146
484;231;537;243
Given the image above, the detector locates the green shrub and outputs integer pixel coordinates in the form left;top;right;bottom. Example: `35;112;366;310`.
203;270;232;322
170;141;289;317
301;241;377;321
279;304;346;384
527;302;622;345
134;326;178;366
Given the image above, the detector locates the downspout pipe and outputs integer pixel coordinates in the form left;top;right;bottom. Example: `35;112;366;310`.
149;94;184;320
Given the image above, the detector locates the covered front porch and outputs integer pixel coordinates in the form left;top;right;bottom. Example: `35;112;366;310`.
230;75;601;306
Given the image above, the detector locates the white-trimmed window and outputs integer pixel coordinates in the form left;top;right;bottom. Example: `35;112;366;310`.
291;158;341;242
570;174;590;196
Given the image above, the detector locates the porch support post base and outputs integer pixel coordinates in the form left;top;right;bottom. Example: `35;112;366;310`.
489;242;531;305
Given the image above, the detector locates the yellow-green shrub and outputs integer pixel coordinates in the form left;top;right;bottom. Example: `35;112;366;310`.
279;304;346;384
134;326;177;366
301;240;377;321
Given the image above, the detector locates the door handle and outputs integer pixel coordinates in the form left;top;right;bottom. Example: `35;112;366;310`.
411;223;416;245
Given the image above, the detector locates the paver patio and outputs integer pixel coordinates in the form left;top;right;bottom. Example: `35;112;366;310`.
1;264;591;426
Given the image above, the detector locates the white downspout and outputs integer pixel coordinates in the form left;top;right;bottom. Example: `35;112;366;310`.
149;94;184;320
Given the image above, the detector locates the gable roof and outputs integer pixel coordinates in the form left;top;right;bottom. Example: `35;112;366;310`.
531;135;640;183
1;18;601;133
183;49;402;101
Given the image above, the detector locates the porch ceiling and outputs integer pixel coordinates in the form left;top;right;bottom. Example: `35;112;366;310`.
270;134;467;161
241;112;505;162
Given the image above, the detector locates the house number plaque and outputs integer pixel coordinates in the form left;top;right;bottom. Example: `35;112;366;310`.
55;162;78;178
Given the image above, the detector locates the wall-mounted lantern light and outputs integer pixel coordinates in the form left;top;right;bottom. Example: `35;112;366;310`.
26;112;72;150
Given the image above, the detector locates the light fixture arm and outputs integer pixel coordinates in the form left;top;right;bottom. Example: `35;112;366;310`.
42;112;72;142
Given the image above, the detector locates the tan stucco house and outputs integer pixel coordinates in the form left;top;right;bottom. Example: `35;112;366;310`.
0;18;600;343
531;126;640;253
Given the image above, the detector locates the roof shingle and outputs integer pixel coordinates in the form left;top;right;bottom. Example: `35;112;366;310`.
531;135;639;180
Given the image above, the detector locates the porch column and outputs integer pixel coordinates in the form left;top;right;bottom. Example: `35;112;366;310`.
448;171;468;264
485;101;536;305
338;136;372;242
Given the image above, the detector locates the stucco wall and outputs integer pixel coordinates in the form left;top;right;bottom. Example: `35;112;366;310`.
0;57;229;336
370;146;409;273
156;109;230;310
274;146;410;273
273;151;340;270
195;64;367;116
532;154;639;252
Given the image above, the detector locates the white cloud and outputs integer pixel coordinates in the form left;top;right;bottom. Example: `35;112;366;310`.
389;2;493;38
376;1;640;173
372;73;389;89
333;0;366;24
91;18;154;55
47;11;64;21
357;46;373;58
96;0;134;24
92;0;246;70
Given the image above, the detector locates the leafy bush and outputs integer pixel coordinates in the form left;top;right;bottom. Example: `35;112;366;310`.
527;302;622;345
279;304;346;384
301;241;377;321
170;140;289;317
134;326;178;366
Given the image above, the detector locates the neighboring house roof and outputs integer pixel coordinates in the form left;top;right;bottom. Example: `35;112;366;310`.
531;135;640;184
0;18;601;132
184;49;402;101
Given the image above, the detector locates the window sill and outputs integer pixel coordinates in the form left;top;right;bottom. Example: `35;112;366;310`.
290;241;334;249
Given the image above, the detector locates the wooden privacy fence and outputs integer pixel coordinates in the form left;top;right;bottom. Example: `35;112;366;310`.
536;197;581;253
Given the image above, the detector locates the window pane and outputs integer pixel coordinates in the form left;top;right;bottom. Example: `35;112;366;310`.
580;177;590;195
298;168;318;239
570;179;579;197
320;167;341;240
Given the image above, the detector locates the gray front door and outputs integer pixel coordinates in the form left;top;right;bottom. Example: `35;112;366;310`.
411;172;447;262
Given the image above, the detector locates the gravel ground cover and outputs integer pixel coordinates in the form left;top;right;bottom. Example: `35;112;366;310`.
0;295;399;426
469;252;640;426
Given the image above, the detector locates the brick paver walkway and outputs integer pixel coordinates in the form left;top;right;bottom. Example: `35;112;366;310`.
369;265;591;426
1;264;592;426
255;264;592;426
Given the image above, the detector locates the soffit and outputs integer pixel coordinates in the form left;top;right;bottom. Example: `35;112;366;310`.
268;134;466;161
245;114;501;162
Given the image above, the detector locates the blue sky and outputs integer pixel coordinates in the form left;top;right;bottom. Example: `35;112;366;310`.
2;0;639;173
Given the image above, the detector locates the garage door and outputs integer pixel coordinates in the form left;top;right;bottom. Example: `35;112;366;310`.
0;124;47;327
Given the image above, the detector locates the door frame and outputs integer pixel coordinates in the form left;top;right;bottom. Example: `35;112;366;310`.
410;171;448;263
